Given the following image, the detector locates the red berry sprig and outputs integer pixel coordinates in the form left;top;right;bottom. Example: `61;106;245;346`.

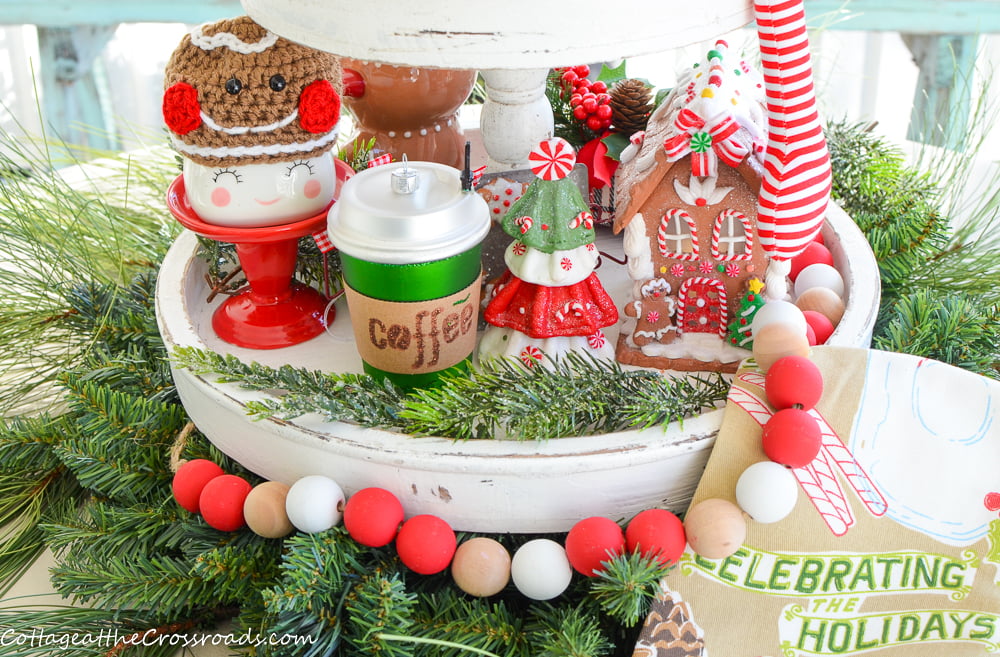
556;66;613;135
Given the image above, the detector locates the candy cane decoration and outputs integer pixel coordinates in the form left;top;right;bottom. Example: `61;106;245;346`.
657;209;699;260
728;385;854;535
819;431;888;517
747;369;888;518
712;210;754;261
754;0;832;264
676;278;728;338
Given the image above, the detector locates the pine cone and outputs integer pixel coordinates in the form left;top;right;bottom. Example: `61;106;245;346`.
610;78;654;136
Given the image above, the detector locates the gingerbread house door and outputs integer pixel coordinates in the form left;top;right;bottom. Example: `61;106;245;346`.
677;278;727;337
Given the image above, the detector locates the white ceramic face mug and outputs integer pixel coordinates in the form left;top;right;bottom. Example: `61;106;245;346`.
182;153;336;227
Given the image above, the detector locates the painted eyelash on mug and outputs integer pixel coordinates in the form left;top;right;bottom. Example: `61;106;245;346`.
285;160;315;176
212;168;243;183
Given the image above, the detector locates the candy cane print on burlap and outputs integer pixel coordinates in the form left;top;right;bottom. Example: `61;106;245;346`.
729;373;887;536
736;372;889;520
754;0;832;261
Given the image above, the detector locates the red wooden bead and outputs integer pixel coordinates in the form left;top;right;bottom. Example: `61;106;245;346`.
765;355;824;410
565;516;625;577
762;408;822;468
625;509;686;567
805;322;817;346
790;241;833;281
396;515;457;575
344;487;404;547
199;474;252;532
172;459;224;513
802;310;835;345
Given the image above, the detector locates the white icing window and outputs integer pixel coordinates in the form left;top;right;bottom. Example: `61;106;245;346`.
712;210;753;261
658;209;698;260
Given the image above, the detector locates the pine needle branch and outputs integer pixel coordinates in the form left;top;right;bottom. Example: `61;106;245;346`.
172;348;729;440
588;552;672;627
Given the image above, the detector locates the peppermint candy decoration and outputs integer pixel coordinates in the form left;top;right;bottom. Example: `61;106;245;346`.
528;138;576;181
587;331;607;349
520;346;543;368
514;216;534;234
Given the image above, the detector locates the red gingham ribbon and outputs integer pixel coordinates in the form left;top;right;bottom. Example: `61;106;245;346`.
367;153;393;168
312;230;335;253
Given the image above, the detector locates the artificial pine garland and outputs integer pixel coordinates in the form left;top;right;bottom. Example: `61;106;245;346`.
0;120;999;657
173;347;729;441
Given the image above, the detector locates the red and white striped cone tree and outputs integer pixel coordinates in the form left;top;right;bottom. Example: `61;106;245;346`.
754;0;833;300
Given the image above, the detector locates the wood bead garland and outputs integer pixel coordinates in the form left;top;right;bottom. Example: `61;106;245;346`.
764;355;823;410
285;475;345;534
343;486;404;547
564;516;626;577
761;407;821;467
243;481;294;538
451;537;511;597
172;460;689;602
683;498;746;560
735;461;798;523
795;286;844;326
625;508;686;567
396;514;458;575
171;458;225;513
751;322;810;372
510;539;574;601
789;241;833;281
199;474;252;532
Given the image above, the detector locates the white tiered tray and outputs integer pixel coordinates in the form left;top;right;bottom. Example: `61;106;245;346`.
155;202;877;533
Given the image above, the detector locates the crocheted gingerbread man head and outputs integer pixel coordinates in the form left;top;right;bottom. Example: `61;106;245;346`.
163;16;342;167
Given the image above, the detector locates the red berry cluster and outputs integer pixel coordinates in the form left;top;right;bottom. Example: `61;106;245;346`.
557;65;613;134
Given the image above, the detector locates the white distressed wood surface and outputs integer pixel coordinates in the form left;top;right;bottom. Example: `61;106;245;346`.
240;0;754;70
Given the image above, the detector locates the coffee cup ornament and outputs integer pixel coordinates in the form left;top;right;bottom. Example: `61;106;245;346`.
327;159;490;389
162;16;347;349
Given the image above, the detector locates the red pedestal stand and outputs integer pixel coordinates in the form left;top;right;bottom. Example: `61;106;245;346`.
166;165;350;350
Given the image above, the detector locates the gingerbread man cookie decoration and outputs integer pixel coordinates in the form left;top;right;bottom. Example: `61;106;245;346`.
624;278;678;348
163;16;343;227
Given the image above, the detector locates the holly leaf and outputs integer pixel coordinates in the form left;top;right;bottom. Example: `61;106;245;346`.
596;61;628;85
600;132;631;162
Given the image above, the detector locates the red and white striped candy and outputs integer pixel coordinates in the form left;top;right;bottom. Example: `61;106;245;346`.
754;0;832;261
528;137;576;181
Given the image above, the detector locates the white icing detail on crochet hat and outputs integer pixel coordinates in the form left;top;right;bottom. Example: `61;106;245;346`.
170;126;339;160
189;23;279;54
199;108;300;136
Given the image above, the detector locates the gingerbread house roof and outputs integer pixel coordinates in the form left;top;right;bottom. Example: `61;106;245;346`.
614;41;768;233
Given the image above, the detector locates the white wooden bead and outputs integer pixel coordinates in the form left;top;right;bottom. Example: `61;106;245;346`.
795;263;845;299
285;475;344;534
510;539;573;600
735;461;799;523
751;299;807;337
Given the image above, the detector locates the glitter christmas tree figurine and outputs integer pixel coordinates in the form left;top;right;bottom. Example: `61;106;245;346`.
479;138;619;369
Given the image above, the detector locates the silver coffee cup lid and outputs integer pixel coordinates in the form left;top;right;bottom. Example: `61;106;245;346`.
328;160;490;265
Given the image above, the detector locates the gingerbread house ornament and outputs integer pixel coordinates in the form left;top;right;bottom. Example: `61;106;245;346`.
613;41;771;373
